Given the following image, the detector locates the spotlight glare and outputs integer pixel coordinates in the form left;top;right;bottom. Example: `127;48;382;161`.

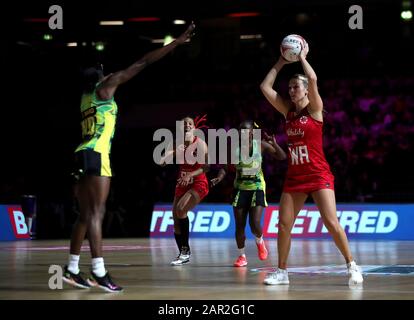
95;42;105;51
401;10;413;20
99;21;124;26
173;19;186;25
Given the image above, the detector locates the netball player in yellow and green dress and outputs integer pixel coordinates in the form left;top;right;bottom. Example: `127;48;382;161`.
62;22;196;292
211;121;286;267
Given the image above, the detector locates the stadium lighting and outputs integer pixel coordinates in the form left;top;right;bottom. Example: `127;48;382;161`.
173;19;186;25
401;10;413;20
95;42;105;51
401;0;413;21
99;21;124;26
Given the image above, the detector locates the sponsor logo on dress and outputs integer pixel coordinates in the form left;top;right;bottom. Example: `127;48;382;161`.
287;128;305;138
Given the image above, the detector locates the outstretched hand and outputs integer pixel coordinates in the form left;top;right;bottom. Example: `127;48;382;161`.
176;21;196;45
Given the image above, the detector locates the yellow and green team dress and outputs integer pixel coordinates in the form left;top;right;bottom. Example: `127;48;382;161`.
232;139;268;208
74;84;118;177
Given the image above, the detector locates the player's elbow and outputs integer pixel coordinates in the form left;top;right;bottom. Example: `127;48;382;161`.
260;83;276;99
260;82;268;93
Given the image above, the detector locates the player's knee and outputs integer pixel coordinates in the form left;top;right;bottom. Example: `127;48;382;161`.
177;203;185;213
176;199;187;212
324;220;341;234
235;219;247;229
179;212;188;219
78;213;90;224
89;205;105;220
278;220;293;233
175;209;187;219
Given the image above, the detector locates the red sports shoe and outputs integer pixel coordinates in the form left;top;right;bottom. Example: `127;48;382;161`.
233;255;248;267
256;241;268;260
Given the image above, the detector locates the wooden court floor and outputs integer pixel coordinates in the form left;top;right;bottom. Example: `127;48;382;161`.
1;238;414;300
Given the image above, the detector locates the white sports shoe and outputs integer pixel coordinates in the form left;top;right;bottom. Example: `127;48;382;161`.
170;248;191;266
263;268;289;285
347;261;363;285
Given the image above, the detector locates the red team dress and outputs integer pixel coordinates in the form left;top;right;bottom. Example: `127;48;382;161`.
283;106;335;194
175;137;209;200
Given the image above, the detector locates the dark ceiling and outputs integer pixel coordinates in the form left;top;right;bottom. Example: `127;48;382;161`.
4;0;412;81
9;0;404;37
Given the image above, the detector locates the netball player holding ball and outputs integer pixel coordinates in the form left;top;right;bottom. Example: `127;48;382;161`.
260;35;363;286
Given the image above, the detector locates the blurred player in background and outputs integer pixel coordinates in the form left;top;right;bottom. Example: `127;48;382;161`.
211;121;286;267
159;115;209;266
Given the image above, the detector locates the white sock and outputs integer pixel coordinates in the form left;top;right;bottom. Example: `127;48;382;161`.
92;257;106;277
255;235;264;244
68;254;80;274
278;268;288;273
347;261;356;268
238;248;245;256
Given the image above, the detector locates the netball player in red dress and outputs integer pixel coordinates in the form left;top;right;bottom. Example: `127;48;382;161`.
260;42;363;286
159;116;209;265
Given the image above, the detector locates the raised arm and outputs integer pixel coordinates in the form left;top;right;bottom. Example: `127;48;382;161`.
260;57;292;118
298;42;323;116
97;22;196;100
